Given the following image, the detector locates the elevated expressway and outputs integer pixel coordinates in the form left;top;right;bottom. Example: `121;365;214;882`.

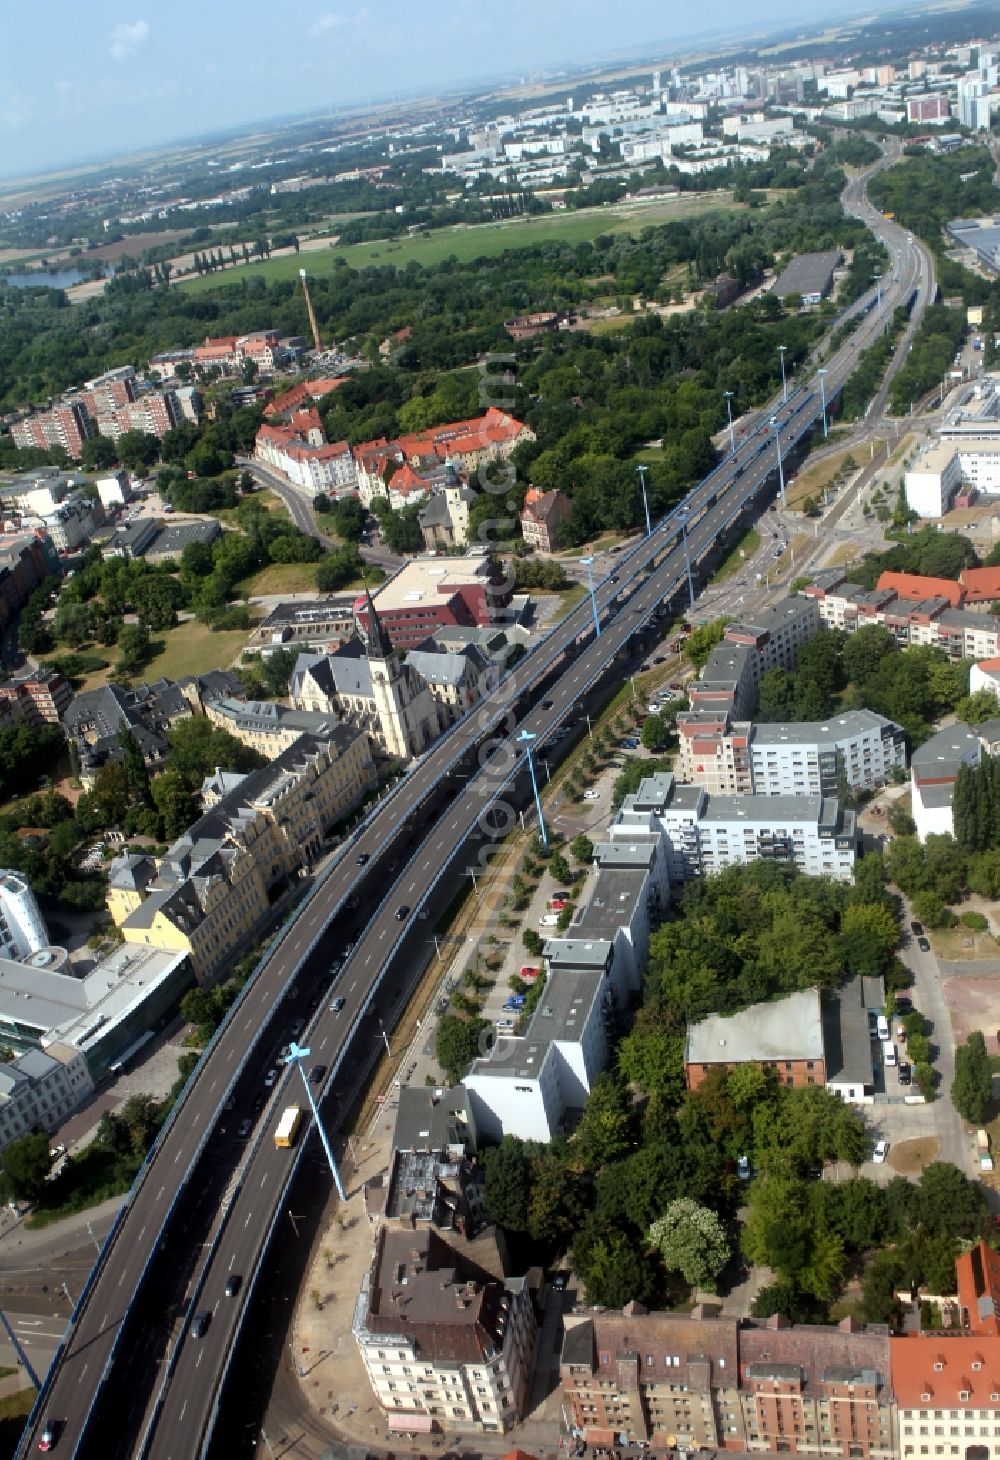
17;161;932;1460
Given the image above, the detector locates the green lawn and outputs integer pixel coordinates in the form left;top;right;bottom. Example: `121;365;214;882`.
177;193;739;291
711;529;761;584
0;1386;36;1459
237;561;321;597
42;621;255;691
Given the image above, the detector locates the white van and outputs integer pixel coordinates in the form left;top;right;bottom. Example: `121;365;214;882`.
882;1039;897;1068
876;1015;890;1042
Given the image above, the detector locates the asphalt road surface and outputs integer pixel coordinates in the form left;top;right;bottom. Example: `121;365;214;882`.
16;152;928;1460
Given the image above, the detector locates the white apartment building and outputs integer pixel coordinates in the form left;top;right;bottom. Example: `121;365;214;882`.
0;872;48;960
353;1225;535;1434
609;772;857;883
971;657;1000;701
804;574;1000;661
0;1046;94;1153
676;709;906;796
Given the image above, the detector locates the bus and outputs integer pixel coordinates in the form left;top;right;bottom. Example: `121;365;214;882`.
274;1105;303;1149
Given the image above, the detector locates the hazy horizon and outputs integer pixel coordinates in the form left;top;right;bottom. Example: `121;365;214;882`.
0;0;876;181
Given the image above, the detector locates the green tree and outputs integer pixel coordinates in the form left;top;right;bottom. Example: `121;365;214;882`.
549;851;571;886
684;619;728;670
951;1032;993;1124
573;1218;656;1308
641;713;670;751
482;1135;531;1230
331;496;368;542
435;1014;486;1084
151;770;197;841
167;717;266;787
117;623;152;675
956;689;1000;725
618;1023;685;1101
572;1074;634;1170
0;1131;52;1202
115;429;160;475
648;1198;730;1290
81;434;118;470
570;834;593;864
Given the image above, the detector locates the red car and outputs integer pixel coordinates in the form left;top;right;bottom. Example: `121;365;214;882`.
520;965;540;980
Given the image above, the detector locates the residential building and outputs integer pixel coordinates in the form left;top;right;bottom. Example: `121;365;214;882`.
11;403;91;460
94;471;132;510
353;1225;536;1434
561;1308;894;1457
610;772;857;884
0;1047;94;1154
956;1239;1000;1337
959;566;1000;604
0;872;48;960
904;438;1000;518
360;552;509;650
519;488;572;553
63;682;173;786
676;709;906;796
804;571;1000;662
94;390;180;442
891;1334;1000;1459
352;408;534;507
116;727;374;982
0;666;72;724
685;988;826;1091
40;498;101;554
907;94;951;123
910;723;982;842
0;534;60;632
254;409;356;497
970;656;1000;701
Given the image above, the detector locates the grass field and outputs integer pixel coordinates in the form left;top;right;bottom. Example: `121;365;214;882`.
786;445;862;511
0;1386;35;1459
43;621;254;692
236;561;321;597
178;193;739;291
711;529;760;584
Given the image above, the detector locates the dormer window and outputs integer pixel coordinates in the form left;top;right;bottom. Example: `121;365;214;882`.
933;1362;944;1372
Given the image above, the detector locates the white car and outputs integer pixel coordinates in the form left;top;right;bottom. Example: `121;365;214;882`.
873;1139;889;1165
582;789;601;801
539;914;560;926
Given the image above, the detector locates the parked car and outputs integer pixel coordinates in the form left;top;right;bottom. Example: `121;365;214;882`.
504;996;526;1009
894;995;913;1014
582;790;601;802
873;1139;889;1164
539;914;560;926
737;1154;751;1181
898;1062;912;1087
910;920;923;936
520;965;540;979
917;937;931;953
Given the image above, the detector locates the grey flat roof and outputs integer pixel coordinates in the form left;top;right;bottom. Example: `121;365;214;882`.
527;968;605;1041
918;782;955;809
911;722;981;777
752;710;898;748
593;841;656;869
542;938;613;971
701;792;825;823
686;988;824;1066
823;979;875;1088
575;867;647;941
391;1085;476;1153
773;249;841;297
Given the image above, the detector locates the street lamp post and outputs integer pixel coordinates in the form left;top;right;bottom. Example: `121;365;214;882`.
283;1042;346;1202
580;555;601;638
517;730;548;850
818;368;828;439
770;417;787;510
778;344;788;404
378;1021;390;1056
678;510;695;610
723;390;736;456
636;464;652;537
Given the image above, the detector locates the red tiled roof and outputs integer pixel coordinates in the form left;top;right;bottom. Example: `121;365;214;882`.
877;571;965;608
890;1334;1000;1409
960;567;1000;602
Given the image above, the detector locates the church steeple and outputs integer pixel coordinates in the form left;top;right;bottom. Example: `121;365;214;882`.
363;584;393;661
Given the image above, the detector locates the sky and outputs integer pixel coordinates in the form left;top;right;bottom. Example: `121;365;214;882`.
1;0;843;179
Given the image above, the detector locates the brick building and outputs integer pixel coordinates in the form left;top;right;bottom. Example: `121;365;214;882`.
520;488;572;553
684;988;826;1092
11;403;91;460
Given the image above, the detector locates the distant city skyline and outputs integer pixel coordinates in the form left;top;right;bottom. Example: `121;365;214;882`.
2;0;876;180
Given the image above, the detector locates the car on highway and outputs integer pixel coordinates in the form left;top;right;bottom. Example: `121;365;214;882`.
330;997;346;1013
539;914;560;926
237;1118;252;1138
37;1419;59;1452
190;1311;211;1338
263;1068;279;1088
873;1139;889;1164
395;905;410;920
541;699;553;709
582;789;601;801
309;1064;327;1084
356;852;370;865
917;937;931;953
225;1274;242;1298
